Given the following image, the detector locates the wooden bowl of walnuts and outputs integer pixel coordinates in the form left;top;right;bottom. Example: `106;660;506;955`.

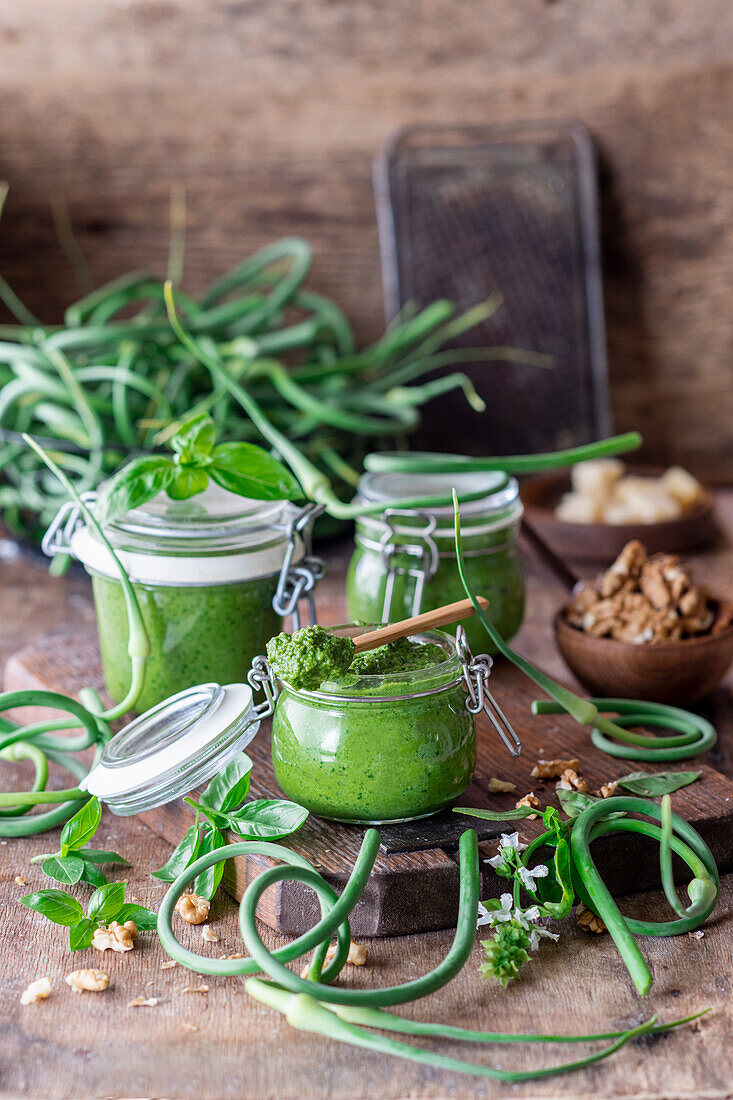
554;541;733;705
522;461;716;563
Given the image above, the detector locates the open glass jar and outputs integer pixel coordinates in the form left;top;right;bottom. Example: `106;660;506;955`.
346;466;525;655
43;484;323;714
261;624;520;825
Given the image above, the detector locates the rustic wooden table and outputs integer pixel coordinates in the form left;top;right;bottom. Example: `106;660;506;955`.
1;499;732;1100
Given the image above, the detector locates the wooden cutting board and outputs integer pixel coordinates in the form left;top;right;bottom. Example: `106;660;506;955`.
6;629;733;937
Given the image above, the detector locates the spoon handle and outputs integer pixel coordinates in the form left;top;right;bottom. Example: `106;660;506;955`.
352;597;489;654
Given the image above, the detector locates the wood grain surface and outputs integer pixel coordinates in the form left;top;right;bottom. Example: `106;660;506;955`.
1;496;732;1098
0;1;733;476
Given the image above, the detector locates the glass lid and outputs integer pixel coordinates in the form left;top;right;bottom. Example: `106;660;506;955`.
357;463;518;516
82;682;261;815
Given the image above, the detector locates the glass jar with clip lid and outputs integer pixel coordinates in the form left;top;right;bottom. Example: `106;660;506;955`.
346;464;525;655
44;483;324;714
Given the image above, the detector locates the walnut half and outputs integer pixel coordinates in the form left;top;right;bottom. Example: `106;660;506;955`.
175;894;211;925
92;920;138;953
20;977;52;1005
66;969;110;993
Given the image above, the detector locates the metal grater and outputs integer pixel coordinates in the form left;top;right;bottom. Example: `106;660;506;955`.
373;121;612;456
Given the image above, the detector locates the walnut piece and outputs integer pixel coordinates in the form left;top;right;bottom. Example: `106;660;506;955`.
487;777;517;794
14;875;26;886
531;758;580;780
20;977;51;1005
92;920;138;953
175;893;210;925
597;781;618;799
515;792;541;815
65;969;110;994
128;996;158;1008
301;941;367;977
576;904;607;934
160;960;178;970
182;984;210;994
555;769;589;793
201;925;219;943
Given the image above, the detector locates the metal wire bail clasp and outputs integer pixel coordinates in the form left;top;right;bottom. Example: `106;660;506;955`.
42;491;98;558
455;626;522;757
272;503;325;628
247;656;280;721
379;509;439;621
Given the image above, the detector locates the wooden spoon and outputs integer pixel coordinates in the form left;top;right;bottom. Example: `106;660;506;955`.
351;597;489;654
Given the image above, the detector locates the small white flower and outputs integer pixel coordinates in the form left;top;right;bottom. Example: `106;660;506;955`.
529;927;560;952
477;893;515;928
498;831;526;853
486;853;507;870
517;863;549;891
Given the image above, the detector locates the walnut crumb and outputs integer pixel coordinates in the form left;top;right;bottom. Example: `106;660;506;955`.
65;969;109;993
14;875;26;886
180;1022;199;1031
576;904;606;934
301;941;367;978
487;777;517;794
223;952;246;960
128;996;158;1008
182;985;209;994
20;977;51;1005
531;758;581;780
689;929;704;940
175;893;210;925
201;925;219;943
597;781;618;799
160;960;178;970
92;920;137;953
555;769;589;793
515;792;541;815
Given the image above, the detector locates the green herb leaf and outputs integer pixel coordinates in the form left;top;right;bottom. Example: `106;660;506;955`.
150;820;201;882
96;456;176;527
542;838;575;920
59;796;102;856
167;466;210;500
227;798;308;840
453;806;541;822
115;904;158;931
209;441;301;501
42;855;86;885
87;881;127;922
556;789;601;818
69;917;97;952
190;801;231;830
200;754;253;814
617;771;701;797
81;849;131;866
21;889;84;926
170;413;216;464
192;827;228;900
78;859;109;888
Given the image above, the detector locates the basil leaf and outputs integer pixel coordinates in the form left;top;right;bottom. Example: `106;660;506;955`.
454;806;540;821
96;456;176;526
81;849;131;866
556;789;601;819
78;860;109;888
42;855;86;885
170;413;216;463
21;889;84;926
151;821;201;882
167;466;209;500
209;442;301;501
542;838;575;919
59;796;102;855
116;904;158;931
87;881;127;922
200;754;252;814
69;918;96;952
192;827;228;901
228;799;308;840
617;771;701;797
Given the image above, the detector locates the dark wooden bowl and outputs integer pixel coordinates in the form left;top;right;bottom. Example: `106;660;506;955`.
554;607;733;706
521;467;716;564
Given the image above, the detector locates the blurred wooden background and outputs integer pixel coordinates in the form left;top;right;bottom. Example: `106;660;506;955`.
0;0;731;475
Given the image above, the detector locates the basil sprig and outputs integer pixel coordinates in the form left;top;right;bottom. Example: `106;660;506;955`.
151;754;308;901
21;880;157;951
96;412;302;526
30;796;130;888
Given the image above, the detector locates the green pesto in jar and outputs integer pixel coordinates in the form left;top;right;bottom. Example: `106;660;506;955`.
270;628;476;824
93;572;280;714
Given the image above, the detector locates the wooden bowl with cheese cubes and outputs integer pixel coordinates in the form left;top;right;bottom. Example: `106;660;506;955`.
522;461;715;563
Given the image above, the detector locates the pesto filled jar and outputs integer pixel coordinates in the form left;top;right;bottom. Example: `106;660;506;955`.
261;624;519;825
347;467;524;655
43;485;323;714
